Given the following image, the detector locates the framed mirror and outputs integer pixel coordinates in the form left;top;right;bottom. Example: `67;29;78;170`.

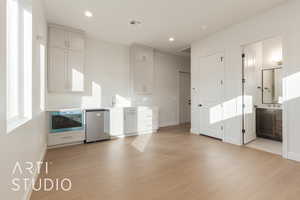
262;67;282;104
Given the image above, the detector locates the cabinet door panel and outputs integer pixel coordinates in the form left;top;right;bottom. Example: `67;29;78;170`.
48;48;67;92
125;109;138;134
68;32;85;51
49;27;67;49
68;50;85;92
132;47;154;94
109;108;125;136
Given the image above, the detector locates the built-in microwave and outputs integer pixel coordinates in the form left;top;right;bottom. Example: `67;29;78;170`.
50;111;84;133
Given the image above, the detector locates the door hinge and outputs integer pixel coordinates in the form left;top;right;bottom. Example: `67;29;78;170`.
220;80;224;85
242;53;245;58
221;126;224;131
220;57;224;62
242;129;246;134
242;78;246;83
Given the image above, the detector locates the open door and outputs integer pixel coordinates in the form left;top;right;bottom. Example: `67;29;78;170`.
242;44;260;144
198;53;225;140
179;72;191;124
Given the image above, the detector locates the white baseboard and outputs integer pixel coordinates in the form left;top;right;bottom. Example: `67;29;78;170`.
111;130;158;139
47;141;84;149
287;152;300;162
24;144;47;200
190;128;199;135
159;122;179;128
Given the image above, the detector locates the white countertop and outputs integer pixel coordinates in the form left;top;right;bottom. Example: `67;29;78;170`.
256;106;282;110
45;106;158;112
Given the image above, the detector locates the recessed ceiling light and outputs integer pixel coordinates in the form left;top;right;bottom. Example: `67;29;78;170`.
169;37;175;42
84;11;93;18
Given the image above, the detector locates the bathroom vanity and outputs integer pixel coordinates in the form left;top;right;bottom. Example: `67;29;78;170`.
256;108;282;142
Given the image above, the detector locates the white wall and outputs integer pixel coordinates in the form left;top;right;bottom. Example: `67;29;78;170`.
46;38;190;127
0;0;48;199
191;0;300;161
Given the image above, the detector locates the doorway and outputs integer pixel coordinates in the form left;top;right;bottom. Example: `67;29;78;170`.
179;71;191;125
242;36;283;155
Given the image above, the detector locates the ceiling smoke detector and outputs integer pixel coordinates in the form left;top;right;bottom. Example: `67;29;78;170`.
129;20;142;26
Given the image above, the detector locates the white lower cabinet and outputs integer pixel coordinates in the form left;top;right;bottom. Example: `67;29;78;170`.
109;107;125;137
124;108;138;135
137;107;159;133
48;130;85;147
109;107;159;137
47;107;159;147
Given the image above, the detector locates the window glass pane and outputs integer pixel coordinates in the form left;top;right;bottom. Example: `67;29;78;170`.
40;44;46;111
23;7;32;118
7;0;19;120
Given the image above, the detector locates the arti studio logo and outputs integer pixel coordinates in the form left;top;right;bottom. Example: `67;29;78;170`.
11;161;72;192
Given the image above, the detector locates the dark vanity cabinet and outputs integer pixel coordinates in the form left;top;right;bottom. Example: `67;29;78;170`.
256;108;282;142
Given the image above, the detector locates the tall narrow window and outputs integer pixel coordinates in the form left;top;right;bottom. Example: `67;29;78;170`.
7;0;19;121
6;0;32;132
40;43;46;111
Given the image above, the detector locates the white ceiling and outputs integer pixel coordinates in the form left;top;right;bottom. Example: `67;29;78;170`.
44;0;288;55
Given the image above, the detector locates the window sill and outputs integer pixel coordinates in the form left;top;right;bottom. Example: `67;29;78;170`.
7;117;31;134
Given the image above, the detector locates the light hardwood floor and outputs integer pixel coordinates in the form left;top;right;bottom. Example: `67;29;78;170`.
31;126;300;200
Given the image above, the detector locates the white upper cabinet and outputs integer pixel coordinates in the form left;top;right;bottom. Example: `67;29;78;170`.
49;27;67;49
48;24;85;93
68;32;85;51
48;48;67;92
130;45;154;95
68;50;84;92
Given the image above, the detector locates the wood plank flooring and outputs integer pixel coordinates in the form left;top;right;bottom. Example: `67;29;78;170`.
31;126;300;200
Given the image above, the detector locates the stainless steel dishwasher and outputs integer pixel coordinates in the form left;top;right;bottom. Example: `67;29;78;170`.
85;109;110;143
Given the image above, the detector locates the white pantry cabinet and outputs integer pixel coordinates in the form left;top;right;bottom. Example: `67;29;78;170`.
48;24;85;93
130;45;154;95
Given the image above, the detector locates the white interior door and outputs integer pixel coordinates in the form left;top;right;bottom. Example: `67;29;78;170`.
243;45;261;144
198;53;224;139
179;72;191;124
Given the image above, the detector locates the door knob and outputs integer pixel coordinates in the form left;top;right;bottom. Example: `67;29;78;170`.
198;104;203;107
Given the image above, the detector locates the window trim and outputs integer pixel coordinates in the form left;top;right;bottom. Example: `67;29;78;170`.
6;0;32;133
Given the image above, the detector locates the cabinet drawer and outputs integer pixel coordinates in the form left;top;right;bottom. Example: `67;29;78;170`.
48;131;85;146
